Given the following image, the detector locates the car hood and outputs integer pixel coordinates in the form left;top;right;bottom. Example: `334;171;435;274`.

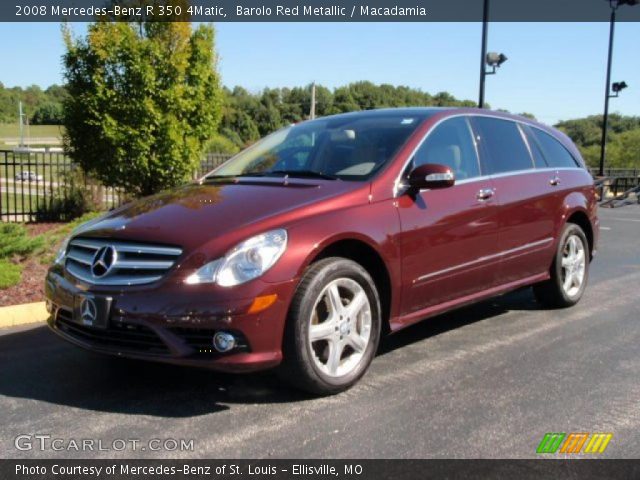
73;178;366;252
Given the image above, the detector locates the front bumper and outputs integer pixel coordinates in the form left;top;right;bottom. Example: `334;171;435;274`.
45;269;297;372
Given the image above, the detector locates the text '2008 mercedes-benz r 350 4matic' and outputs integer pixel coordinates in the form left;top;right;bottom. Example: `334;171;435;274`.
46;108;598;395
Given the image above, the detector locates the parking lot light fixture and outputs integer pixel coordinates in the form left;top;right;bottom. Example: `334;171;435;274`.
599;0;639;176
610;81;628;97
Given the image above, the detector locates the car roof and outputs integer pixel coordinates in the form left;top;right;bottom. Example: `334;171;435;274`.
304;107;546;126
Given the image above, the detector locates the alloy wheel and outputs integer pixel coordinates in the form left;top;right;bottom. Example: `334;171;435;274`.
561;234;586;298
307;278;372;378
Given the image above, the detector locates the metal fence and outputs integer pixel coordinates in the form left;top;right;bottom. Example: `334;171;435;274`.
0;150;233;223
589;168;640;197
0;150;125;222
197;152;233;178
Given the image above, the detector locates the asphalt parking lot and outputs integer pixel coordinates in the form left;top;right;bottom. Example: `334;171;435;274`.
1;206;639;459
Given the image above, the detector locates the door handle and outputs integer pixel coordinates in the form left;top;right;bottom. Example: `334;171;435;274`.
549;176;561;186
476;188;495;201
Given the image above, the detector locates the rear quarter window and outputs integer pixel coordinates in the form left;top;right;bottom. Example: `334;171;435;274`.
531;128;580;169
473;117;534;174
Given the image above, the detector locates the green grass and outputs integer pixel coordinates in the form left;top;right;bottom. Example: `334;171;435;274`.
0;259;22;289
0;124;64;140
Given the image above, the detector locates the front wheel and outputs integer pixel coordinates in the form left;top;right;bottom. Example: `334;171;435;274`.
533;223;590;308
279;257;382;395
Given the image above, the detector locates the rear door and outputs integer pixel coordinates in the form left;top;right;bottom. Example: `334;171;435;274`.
471;117;556;284
397;116;501;317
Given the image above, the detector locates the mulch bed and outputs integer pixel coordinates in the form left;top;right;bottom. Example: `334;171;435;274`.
0;222;61;307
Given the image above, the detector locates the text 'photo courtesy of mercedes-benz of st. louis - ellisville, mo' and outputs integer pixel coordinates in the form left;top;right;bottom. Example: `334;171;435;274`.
1;1;640;479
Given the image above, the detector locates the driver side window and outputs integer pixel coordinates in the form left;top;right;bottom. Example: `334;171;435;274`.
412;117;481;181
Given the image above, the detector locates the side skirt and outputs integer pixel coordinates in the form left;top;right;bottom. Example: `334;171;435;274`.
389;272;550;333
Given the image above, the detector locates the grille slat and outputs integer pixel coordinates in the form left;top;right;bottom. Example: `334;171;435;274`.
66;248;93;265
64;237;182;286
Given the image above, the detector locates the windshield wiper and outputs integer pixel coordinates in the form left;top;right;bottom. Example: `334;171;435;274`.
267;170;339;180
204;172;268;180
205;170;339;181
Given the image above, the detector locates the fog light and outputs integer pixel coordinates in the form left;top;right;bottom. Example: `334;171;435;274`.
213;332;236;353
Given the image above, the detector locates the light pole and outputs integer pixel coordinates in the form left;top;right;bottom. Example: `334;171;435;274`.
598;0;639;176
478;0;490;108
478;0;508;108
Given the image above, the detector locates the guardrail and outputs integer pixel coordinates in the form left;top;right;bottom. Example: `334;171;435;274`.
590;168;640;205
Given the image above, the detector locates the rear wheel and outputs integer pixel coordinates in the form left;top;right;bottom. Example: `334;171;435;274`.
533;223;589;308
279;257;381;395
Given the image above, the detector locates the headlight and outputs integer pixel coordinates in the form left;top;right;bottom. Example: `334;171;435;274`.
53;236;71;265
185;229;288;287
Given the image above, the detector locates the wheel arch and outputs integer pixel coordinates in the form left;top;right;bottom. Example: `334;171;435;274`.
300;236;393;335
565;210;594;259
560;192;595;260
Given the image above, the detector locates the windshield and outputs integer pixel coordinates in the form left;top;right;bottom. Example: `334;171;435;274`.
210;113;428;181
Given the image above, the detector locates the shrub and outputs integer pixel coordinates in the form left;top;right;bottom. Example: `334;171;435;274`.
205;134;240;155
36;168;97;221
0;260;22;289
0;224;44;259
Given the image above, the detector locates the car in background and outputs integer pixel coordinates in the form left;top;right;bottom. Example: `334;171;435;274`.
15;171;43;182
45;108;598;395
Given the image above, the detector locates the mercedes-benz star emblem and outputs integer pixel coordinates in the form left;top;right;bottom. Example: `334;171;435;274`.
80;297;97;326
91;245;117;277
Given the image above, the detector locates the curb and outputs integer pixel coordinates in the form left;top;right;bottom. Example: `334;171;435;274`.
0;302;48;328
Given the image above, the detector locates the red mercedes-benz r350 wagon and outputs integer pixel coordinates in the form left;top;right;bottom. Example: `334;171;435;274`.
46;108;598;394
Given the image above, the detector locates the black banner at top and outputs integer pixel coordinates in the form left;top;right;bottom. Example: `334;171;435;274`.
4;0;640;22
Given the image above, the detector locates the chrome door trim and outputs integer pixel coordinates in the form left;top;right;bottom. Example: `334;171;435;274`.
413;237;553;284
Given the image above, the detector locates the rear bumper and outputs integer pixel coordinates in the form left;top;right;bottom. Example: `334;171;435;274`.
45;270;297;373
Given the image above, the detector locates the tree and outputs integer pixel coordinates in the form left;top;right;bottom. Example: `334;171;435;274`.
62;20;222;196
31;102;64;124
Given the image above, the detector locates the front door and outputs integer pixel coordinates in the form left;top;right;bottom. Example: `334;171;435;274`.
396;116;501;318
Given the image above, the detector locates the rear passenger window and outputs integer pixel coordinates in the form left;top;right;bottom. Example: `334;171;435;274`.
531;129;579;168
412;117;480;180
521;125;548;168
473;117;534;174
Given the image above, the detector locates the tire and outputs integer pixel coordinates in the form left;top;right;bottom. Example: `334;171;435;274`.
533;223;590;308
279;257;382;395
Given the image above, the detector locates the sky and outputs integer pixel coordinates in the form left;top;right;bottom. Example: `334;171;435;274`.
0;21;638;125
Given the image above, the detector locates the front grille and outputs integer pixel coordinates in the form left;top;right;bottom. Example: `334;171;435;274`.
55;308;169;355
65;237;182;286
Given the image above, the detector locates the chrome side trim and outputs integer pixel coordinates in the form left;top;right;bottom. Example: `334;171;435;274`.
414;237;553;284
401;167;584;192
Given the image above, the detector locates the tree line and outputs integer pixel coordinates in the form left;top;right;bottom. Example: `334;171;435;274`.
3;80;638;171
0;83;67;125
555;114;640;169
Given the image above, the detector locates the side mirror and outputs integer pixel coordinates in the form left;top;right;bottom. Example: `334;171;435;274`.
407;164;455;190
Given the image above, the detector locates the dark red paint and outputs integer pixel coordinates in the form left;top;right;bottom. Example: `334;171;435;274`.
45;108;598;372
